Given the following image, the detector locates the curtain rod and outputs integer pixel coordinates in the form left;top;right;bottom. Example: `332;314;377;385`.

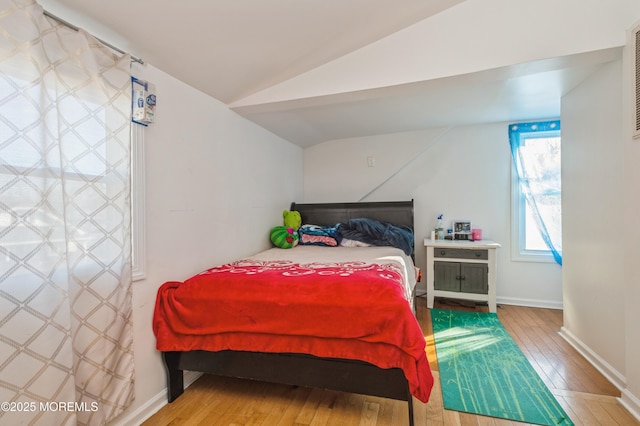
43;10;144;64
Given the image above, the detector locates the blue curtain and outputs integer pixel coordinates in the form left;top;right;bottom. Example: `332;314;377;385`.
509;120;562;265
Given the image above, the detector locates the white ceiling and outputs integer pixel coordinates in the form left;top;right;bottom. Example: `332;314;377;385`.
39;0;464;103
230;49;621;146
38;0;621;147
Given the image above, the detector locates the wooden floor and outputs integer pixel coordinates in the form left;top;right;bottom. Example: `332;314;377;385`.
143;298;639;425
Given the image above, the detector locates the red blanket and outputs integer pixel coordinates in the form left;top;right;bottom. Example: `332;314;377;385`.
153;259;433;402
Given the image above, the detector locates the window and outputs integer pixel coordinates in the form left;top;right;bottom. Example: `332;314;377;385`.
0;72;123;269
509;121;562;264
0;62;145;280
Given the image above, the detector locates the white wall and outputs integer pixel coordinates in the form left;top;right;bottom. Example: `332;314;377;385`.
303;123;563;308
111;64;303;425
561;59;627;383
561;38;640;417
622;23;640;415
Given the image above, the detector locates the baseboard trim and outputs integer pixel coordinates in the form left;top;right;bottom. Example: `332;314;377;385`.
558;327;640;422
496;296;564;310
418;295;565;310
111;371;202;426
558;326;626;392
620;388;640;422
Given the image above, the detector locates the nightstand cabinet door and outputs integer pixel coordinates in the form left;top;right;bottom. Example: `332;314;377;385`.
460;263;488;294
434;262;461;292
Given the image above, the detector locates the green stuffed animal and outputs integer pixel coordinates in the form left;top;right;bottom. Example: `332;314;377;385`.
270;226;299;249
283;210;301;230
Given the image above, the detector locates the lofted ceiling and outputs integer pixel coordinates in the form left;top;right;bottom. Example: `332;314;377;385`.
38;0;621;147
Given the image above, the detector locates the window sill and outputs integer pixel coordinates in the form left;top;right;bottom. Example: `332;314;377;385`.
511;251;557;264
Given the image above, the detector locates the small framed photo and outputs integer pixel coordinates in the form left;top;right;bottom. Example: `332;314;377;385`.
453;220;472;240
453;220;472;233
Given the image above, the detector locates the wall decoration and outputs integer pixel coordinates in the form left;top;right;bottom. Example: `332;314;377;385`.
132;77;156;125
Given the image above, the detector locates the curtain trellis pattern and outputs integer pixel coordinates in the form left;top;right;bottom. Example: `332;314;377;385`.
0;1;134;424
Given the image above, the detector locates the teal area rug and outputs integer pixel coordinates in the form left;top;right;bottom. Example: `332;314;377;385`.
431;308;573;425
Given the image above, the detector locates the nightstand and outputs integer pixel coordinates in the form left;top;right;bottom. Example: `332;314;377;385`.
424;239;501;312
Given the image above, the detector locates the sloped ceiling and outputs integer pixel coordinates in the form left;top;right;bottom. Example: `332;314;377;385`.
38;0;464;103
38;0;625;147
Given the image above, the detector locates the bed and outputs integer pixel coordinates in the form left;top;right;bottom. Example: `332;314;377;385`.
153;200;432;425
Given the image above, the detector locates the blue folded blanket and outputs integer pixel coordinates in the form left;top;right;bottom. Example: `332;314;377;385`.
337;218;414;256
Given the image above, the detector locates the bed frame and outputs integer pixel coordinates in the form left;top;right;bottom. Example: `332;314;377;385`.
161;200;418;425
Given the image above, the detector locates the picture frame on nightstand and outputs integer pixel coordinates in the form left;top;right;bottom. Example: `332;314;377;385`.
452;220;472;240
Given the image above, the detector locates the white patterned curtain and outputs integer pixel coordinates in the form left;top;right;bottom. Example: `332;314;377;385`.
0;1;134;425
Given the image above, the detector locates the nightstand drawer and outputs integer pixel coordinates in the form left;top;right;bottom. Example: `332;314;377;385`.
434;248;488;260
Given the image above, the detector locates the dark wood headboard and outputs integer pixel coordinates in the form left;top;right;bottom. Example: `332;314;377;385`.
290;200;414;230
